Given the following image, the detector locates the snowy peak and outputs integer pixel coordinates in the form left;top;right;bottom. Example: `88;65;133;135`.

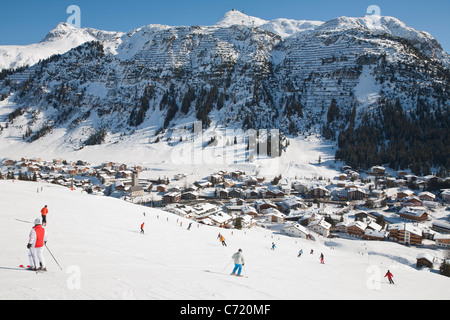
40;22;89;43
216;10;268;28
216;10;324;38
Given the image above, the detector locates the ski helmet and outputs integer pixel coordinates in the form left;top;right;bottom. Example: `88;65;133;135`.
34;218;42;225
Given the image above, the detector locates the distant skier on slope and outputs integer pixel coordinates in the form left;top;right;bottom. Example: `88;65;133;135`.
271;242;276;250
140;222;145;234
40;205;48;226
231;249;245;277
385;270;395;284
298;249;303;257
220;235;227;246
27;218;48;271
320;253;325;264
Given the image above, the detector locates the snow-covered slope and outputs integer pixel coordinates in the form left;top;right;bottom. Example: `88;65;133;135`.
1;180;449;300
0;23;123;70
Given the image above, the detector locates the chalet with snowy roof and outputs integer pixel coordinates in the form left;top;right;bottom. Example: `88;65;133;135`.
347;187;369;201
418;191;436;202
434;234;450;248
396;188;415;199
398;207;428;222
416;253;434;269
310;185;331;199
291;181;309;193
441;190;450;203
347;221;367;238
388;223;423;245
181;191;199;201
163;192;182;204
283;223;312;240
229;188;245;199
298;211;317;226
263;208;286;223
282;196;306;211
432;221;450;234
363;228;387;241
208;212;233;228
216;189;229;199
307;218;331;238
401;196;423;207
369;166;386;176
241;206;258;218
254;199;277;212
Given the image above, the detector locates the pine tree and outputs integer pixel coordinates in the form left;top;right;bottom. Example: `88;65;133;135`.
440;259;450;277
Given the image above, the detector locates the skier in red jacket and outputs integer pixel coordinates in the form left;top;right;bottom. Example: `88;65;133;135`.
385;270;394;284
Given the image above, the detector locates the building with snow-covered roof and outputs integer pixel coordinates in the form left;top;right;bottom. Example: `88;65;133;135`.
433;233;450;248
282;223;312;240
388;223;423;245
307;218;331;238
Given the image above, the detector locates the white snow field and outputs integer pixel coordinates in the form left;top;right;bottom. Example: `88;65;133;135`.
0;179;449;300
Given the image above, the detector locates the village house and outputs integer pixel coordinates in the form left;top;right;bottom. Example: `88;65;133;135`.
398;207;428;222
208;212;233;228
307;218;331;238
363;228;387;241
254;199;277;213
396;188;415;199
310;185;331;199
282;223;312;240
388;223;423;245
347;221;367;238
291;181;309;194
434;234;450;248
401;196;423;207
416;253;434;269
418;191;436;202
163;192;182;204
431;220;450;234
181;191;199;201
441;190;450;203
262;208;286;224
229;188;245;199
347;187;369;201
241;206;258;218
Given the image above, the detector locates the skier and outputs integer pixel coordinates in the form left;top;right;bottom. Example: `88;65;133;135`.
310;249;314;255
187;222;192;230
140;222;145;234
385;270;395;284
231;249;245;277
298;249;303;257
40;205;48;226
320;253;325;264
27;218;48;271
220;235;227;246
271;242;276;250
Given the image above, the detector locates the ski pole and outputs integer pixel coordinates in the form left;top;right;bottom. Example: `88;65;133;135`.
45;244;62;270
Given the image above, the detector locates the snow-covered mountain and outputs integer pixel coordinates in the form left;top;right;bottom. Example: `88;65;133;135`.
0;10;449;160
0;23;123;70
1;179;449;300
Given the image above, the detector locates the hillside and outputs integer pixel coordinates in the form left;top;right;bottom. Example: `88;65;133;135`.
1;179;449;300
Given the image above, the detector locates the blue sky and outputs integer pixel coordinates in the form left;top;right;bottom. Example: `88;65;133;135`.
0;0;449;53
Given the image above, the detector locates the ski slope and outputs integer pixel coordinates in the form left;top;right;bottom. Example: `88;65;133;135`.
0;180;449;300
